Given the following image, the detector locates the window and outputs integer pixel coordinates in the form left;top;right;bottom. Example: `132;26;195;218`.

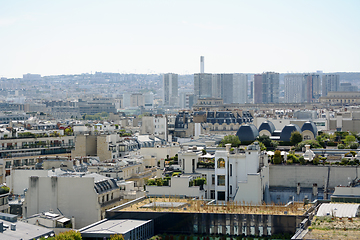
217;175;225;186
217;158;225;168
217;191;225;200
212;174;215;185
210;190;215;199
230;164;232;176
202;174;207;181
230;185;232;195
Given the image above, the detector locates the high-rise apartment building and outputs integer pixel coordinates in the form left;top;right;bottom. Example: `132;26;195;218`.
194;73;212;101
262;72;279;103
284;74;304;103
179;92;195;109
232;73;248;104
253;72;279;104
163;73;178;106
304;73;321;102
253;74;263;104
284;73;321;103
195;73;248;104
322;74;340;97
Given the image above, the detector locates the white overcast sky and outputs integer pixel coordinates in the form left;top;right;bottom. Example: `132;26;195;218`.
0;0;359;78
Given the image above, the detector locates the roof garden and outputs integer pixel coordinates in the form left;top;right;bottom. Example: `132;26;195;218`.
117;197;308;216
306;215;360;240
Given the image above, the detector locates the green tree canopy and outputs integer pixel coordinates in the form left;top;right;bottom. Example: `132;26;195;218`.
345;135;356;146
290;131;303;146
40;230;82;240
273;150;282;164
218;135;241;148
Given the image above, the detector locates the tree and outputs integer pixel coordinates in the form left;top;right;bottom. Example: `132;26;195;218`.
218;135;241;148
350;142;359;149
258;135;272;148
110;234;125;240
201;149;206;155
40;230;82;240
338;143;345;149
290;131;303;146
312;155;320;165
345;135;356;146
273;150;282;164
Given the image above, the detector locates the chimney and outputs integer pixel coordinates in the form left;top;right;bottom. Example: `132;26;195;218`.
313;183;318;196
71;216;75;229
297;183;301;195
225;143;231;152
305;145;310;151
11;224;16;231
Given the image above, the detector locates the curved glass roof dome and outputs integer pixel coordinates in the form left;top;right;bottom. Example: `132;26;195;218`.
259;120;276;134
236;124;259;142
301;121;318;137
280;124;301;142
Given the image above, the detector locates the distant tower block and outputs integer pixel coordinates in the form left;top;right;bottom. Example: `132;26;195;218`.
200;56;204;73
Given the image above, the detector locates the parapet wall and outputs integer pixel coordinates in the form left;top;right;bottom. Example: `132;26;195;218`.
269;165;360;188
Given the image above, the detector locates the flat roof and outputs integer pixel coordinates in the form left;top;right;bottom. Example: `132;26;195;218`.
0;220;54;240
141;202;187;208
113;197;307;215
80;219;151;235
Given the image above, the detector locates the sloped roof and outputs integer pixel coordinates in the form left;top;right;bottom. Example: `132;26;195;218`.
316;203;360;218
259;120;276;134
236;124;259;142
301;121;317;137
280;124;301;142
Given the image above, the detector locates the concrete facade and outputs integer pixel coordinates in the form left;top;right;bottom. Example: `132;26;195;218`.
146;176;205;198
269;165;360;189
23;174;122;229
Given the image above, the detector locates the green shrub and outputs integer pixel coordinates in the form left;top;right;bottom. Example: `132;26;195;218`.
287;153;299;163
350;142;359;149
273;150;282;164
337;144;345;149
0;186;10;194
295;140;322;151
312;155;320;165
326;141;337;146
299;156;306;165
341;158;349;165
348;160;356;166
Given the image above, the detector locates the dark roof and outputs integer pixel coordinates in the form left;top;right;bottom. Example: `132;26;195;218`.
280;124;301;142
301;121;317;137
236;124;259;142
258;120;276;134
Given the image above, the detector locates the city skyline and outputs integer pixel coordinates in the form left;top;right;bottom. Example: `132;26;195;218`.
1;0;359;78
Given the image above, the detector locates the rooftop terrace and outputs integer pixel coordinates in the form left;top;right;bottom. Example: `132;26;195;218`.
117;197;308;216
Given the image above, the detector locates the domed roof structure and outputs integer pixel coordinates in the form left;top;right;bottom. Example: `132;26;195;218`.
259;120;276;135
236;124;259;142
280;124;301;142
301;121;317;137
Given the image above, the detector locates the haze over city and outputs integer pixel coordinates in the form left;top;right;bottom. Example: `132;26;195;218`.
2;1;360;239
1;0;360;78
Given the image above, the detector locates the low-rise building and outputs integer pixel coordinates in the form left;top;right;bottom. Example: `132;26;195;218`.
23;173;123;229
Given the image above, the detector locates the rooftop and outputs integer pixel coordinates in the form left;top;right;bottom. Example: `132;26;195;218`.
115;197;308;215
80;219;151;235
306;215;360;240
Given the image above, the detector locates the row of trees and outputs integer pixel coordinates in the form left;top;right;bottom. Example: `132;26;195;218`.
40;230;124;240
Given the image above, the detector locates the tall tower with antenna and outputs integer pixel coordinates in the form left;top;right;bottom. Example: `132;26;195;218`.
200;56;204;73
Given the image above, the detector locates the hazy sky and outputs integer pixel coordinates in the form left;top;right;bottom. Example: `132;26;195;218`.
1;0;359;78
